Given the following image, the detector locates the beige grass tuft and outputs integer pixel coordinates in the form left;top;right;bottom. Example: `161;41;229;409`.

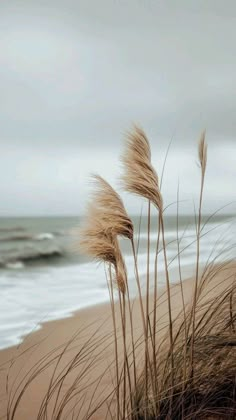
77;175;133;294
79;214;127;294
121;125;163;210
198;130;207;177
90;175;133;240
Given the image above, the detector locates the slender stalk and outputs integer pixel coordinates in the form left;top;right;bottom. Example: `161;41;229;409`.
130;238;147;419
153;213;161;408
160;213;174;390
176;186;187;324
144;200;151;417
176;187;187;363
118;291;127;420
190;172;205;378
151;139;172;414
118;289;133;419
176;185;187;418
130;237;156;417
107;265;121;420
136;205;143;255
230;280;235;333
146;201;151;322
130;238;147;342
126;283;137;394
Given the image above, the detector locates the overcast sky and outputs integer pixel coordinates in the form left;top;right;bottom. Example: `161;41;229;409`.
0;0;235;216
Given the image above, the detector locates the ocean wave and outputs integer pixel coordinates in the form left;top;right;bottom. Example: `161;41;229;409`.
0;232;55;242
0;234;33;242
34;233;55;241
0;246;63;268
0;226;25;233
5;261;25;269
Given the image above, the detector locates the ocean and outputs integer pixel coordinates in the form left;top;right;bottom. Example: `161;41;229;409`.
0;214;235;350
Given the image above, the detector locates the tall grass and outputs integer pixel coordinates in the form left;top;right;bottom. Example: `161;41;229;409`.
4;127;236;419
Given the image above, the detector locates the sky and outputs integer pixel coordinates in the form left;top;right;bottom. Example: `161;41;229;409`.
0;0;235;216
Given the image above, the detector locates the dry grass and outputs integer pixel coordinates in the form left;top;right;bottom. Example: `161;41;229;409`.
3;127;236;419
121;125;162;211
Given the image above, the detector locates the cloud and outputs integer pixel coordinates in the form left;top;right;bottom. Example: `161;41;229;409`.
0;0;235;214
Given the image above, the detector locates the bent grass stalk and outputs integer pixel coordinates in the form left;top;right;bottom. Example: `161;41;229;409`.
190;132;207;379
152;213;161;412
126;282;137;398
107;264;121;420
176;184;188;407
160;213;174;394
145;200;151;419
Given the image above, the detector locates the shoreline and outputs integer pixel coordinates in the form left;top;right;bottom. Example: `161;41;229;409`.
0;262;235;419
0;263;197;352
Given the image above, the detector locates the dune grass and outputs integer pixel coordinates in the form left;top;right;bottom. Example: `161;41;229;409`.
4;126;236;419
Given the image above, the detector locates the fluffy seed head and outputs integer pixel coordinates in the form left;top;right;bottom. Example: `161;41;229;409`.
198;130;207;177
91;175;133;239
121;125;163;210
76;177;129;294
79;218;127;293
79;218;117;266
113;237;127;294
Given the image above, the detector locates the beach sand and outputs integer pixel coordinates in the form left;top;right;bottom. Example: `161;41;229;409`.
0;263;235;419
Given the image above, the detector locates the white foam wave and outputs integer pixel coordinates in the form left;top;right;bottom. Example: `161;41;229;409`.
5;261;25;270
0;219;235;350
35;232;55;241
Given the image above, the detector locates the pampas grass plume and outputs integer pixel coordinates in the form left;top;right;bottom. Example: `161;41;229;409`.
198;130;207;176
91;175;134;240
121;125;163;210
77;175;131;294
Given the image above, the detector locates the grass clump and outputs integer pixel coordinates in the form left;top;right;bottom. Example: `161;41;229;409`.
5;126;236;419
76;126;235;419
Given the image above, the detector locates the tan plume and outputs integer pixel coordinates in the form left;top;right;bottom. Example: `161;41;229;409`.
79;218;116;265
198;131;207;177
79;216;127;294
77;176;130;294
121;125;163;210
90;175;133;239
112;237;127;295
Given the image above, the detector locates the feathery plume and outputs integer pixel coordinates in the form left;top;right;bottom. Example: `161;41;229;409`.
91;175;133;240
79;216;127;294
121;125;163;210
78;175;131;294
79;218;116;264
113;237;127;295
198;130;207;177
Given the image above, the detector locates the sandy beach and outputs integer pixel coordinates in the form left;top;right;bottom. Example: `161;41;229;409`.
0;262;235;419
